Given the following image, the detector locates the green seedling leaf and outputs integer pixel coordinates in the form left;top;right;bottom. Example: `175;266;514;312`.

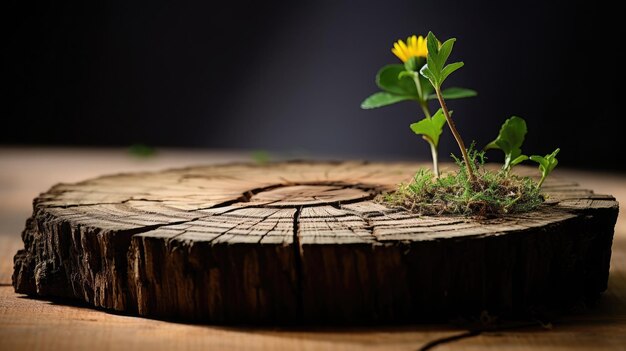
510;155;529;167
419;65;436;86
409;108;448;147
128;143;156;158
437;39;455;70
376;64;418;96
485;116;528;172
441;62;464;83
361;92;415;109
251;150;271;165
428;87;477;100
426;32;439;60
530;148;560;174
420;32;464;89
530;148;560;187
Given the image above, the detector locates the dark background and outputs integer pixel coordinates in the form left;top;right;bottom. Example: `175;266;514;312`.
3;0;623;170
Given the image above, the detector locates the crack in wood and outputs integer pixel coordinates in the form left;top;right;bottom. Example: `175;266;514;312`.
292;206;304;320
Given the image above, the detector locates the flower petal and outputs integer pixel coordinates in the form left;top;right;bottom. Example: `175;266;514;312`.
392;42;407;62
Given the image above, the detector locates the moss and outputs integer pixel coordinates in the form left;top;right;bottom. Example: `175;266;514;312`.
379;149;543;217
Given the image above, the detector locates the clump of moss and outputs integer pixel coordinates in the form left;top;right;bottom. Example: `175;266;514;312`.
379;150;543;217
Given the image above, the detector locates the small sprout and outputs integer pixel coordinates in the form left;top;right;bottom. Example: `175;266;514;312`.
510;155;529;168
420;31;476;183
362;30;563;216
251;150;271;166
485;116;529;174
410;108;447;177
530;148;560;188
128;143;156;158
361;34;476;178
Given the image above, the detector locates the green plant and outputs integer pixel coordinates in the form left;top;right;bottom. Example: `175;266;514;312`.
128;143;156;158
361;35;476;177
484;117;560;188
362;31;563;215
409;108;447;177
485;116;529;174
251;150;271;165
420;31;476;182
530;149;560;188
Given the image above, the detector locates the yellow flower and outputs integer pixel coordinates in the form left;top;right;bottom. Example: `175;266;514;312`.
391;35;428;63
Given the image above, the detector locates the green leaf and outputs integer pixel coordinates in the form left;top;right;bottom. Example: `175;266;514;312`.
376;64;418;96
419;64;437;86
530;148;560;187
540;148;560;173
426;32;439;60
485;116;527;152
529;155;548;169
437;38;456;69
409;108;448;147
429;87;477;100
361;92;415;109
510;155;529;167
485;116;528;171
421;32;462;89
398;71;414;79
440;62;464;84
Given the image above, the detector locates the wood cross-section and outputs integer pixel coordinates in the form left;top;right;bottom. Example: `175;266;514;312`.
12;161;619;323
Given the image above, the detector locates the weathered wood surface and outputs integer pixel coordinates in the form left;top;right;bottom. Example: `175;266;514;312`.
2;149;626;350
11;161;619;323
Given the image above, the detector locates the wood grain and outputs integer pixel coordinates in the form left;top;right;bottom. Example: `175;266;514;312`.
1;149;626;350
10;161;619;323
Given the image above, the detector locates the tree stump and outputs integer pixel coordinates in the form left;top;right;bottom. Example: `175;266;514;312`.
12;161;619;324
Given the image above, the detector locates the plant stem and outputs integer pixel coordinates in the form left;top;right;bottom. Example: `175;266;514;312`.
537;175;546;188
411;73;440;177
412;74;424;99
412;75;432;118
419;103;432;119
429;142;439;177
434;87;477;183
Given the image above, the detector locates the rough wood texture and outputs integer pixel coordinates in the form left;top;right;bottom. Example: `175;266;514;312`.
12;161;619;324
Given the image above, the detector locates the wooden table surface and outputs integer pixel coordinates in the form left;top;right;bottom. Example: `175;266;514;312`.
1;148;625;351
